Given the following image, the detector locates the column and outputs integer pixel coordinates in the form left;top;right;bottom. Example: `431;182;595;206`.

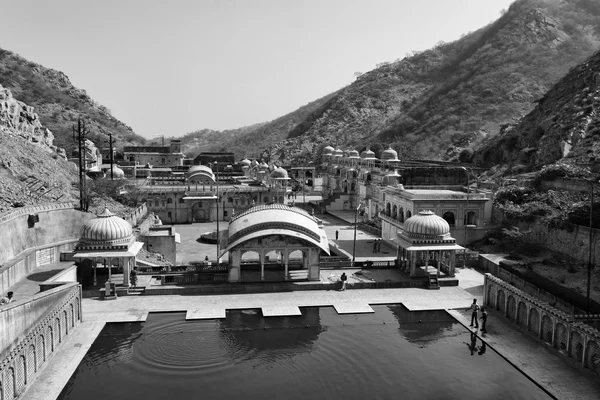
108;257;112;282
123;257;130;286
451;251;456;276
93;258;97;286
437;250;441;278
284;249;289;281
260;249;265;281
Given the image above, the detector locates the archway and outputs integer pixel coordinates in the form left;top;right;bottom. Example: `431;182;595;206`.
442;211;455;227
191;202;208;222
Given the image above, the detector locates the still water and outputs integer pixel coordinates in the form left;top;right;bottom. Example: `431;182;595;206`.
58;305;551;400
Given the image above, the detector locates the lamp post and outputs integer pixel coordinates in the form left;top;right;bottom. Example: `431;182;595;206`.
213;161;220;264
352;203;360;266
461;167;469;268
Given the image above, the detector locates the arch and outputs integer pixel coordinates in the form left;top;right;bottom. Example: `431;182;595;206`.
5;367;15;400
278;196;284;203
466;211;478;226
392;205;398;220
38;334;46;364
16;355;25;393
399;207;404;222
265;250;283;264
405;210;412;220
517;301;527;326
555;323;568;352
55;317;61;345
27;343;36;377
166;197;172;204
75;297;80;321
241;250;260;262
497;290;506;313
442;211;456;227
506;296;516;320
263;196;269;203
586;340;600;373
288;249;305;262
528;308;540;333
386;203;391;216
228;197;234;203
63;310;68;335
541;315;553;344
350;182;356;191
47;325;54;352
70;303;75;327
569;331;584;362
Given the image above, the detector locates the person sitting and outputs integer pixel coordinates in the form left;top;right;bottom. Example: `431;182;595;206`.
0;291;13;305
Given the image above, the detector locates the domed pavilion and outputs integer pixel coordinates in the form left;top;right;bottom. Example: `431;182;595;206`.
396;210;463;278
222;204;329;282
73;208;144;288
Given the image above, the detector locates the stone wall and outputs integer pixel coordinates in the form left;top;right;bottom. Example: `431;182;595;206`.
0;283;82;399
484;274;600;377
0;203;93;293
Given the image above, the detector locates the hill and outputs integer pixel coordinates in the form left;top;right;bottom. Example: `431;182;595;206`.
184;0;600;165
0;47;147;154
474;49;600;172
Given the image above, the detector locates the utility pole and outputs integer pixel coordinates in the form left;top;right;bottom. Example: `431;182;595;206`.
72;119;90;211
106;131;115;180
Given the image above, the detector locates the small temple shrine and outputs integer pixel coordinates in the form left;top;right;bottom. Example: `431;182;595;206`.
72;208;143;288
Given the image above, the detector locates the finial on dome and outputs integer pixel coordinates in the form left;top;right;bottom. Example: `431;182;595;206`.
98;208;115;218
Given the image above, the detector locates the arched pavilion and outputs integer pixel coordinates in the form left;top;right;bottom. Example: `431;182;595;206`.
396;210;463;278
222;204;330;282
72;208;143;287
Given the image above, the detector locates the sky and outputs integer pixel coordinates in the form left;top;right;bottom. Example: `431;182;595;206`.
2;0;515;140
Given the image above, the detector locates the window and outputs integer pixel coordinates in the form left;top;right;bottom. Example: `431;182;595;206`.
179;198;185;204
154;200;159;207
442;211;456;227
168;212;172;218
167;198;173;204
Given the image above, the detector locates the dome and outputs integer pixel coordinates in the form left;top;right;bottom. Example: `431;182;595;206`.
403;210;450;238
259;162;269;171
323;145;334;155
360;148;376;160
382;170;401;186
240;158;251;167
80;208;133;247
333;148;343;157
380;146;399;161
186;165;215;181
348;149;360;158
271;166;289;179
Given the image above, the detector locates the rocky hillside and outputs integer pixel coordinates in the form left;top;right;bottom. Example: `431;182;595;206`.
0;83;78;211
185;0;600;165
0;47;146;153
474;49;600;172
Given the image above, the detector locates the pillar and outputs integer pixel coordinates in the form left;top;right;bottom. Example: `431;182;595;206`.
284;250;289;281
93;258;97;286
437;250;441;278
123;257;131;286
260;249;265;281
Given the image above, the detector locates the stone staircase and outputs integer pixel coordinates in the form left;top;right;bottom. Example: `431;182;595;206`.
428;273;440;290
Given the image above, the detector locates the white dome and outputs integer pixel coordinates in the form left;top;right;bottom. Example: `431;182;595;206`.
80;208;133;247
404;210;450;238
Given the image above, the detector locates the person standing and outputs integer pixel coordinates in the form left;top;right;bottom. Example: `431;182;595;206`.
130;269;138;289
340;273;347;291
0;291;13;305
468;299;480;328
480;307;488;333
335;230;339;240
372;240;377;253
377;239;382;253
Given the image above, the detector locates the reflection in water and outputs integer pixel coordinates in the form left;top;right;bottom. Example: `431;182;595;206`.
388;305;455;346
57;306;551;400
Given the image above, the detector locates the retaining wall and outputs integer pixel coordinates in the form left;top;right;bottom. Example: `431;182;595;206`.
0;283;82;399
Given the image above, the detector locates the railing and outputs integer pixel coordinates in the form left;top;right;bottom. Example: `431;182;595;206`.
0;283;82;400
0;202;73;225
485;274;600;377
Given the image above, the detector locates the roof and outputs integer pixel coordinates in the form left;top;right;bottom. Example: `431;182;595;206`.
73;241;144;258
223;204;329;255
